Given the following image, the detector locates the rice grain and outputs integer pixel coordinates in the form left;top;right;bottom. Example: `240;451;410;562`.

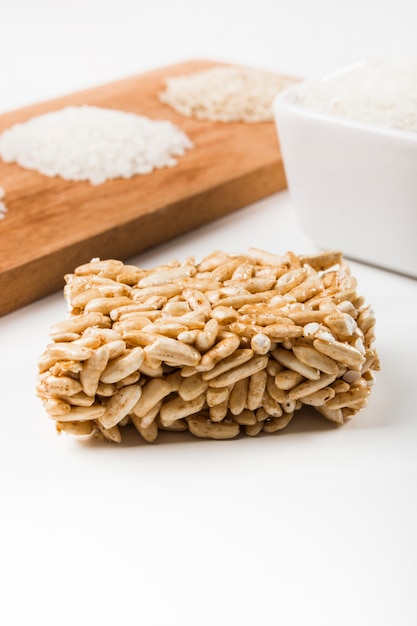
0;105;193;185
293;59;417;133
0;186;7;220
159;65;296;123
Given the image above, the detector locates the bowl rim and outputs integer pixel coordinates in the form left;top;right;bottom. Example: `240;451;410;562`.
273;59;417;143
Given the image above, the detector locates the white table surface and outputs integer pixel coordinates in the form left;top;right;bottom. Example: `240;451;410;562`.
1;2;416;625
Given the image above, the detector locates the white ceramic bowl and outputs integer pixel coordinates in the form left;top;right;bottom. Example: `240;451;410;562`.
273;61;417;278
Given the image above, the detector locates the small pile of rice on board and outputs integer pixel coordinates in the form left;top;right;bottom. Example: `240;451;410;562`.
159;65;297;123
0;105;192;185
36;248;379;444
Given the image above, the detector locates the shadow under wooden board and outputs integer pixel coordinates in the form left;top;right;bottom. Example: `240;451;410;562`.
0;59;295;317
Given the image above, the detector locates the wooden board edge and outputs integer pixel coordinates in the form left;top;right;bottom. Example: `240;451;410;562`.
0;161;286;317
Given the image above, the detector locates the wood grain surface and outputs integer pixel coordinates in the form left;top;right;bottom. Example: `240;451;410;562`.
0;59;291;316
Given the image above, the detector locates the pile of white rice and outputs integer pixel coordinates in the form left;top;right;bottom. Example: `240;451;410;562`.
0;105;193;185
294;59;417;132
159;65;296;123
0;186;7;220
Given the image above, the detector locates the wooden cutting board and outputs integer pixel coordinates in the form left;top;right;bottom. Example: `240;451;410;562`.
0;59;293;317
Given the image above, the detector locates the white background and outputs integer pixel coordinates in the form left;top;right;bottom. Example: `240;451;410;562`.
1;1;417;625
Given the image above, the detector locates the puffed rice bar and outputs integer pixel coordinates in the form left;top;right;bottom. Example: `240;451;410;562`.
36;248;379;443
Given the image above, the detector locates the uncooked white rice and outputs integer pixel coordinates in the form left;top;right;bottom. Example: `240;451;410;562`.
293;59;417;133
159;65;296;123
0;186;7;220
0;105;193;185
